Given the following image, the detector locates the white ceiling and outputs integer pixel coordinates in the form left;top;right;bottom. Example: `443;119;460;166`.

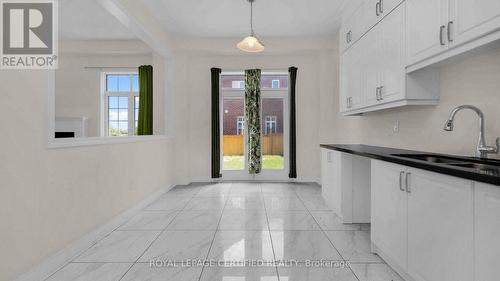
141;0;344;38
59;0;136;40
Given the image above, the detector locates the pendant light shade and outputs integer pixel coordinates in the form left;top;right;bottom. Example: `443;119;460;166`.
237;35;265;52
237;0;264;53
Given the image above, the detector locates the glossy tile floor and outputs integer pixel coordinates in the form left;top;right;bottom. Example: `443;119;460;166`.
44;182;404;281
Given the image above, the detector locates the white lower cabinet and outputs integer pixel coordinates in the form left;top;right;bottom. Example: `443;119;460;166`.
407;169;473;281
321;149;371;223
371;160;408;271
371;160;474;281
474;182;500;281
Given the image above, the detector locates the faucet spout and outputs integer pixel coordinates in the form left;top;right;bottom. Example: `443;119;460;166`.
443;105;498;158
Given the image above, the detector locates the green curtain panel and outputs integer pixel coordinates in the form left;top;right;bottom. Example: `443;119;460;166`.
211;68;222;178
137;65;153;135
289;67;298;178
245;69;262;174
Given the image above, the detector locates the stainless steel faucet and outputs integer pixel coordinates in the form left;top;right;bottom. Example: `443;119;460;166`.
444;105;499;158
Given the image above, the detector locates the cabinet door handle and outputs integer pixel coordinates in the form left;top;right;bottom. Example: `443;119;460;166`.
399;171;405;191
405;172;411;193
376;2;380;16
379;0;384;14
379;86;384;100
440;25;446;46
346;32;349;43
447;21;454;42
376;87;379;101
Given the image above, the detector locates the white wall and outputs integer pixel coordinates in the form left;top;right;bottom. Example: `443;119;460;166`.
0;70;174;281
324;36;500;159
172;42;336;182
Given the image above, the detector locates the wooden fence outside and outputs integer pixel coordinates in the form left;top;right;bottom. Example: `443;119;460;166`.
223;134;283;156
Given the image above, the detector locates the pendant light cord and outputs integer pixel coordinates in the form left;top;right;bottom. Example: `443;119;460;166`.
250;0;254;36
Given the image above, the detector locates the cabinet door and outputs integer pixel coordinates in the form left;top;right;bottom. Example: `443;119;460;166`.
321;149;333;200
407;169;473;281
348;40;365;109
339;50;351;112
362;0;382;33
406;0;449;66
339;0;365;53
371;160;407;270
321;149;339;213
449;0;500;47
474;182;500;281
363;26;380;107
378;3;405;102
378;0;404;17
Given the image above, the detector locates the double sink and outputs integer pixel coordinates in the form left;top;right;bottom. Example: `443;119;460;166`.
392;154;500;176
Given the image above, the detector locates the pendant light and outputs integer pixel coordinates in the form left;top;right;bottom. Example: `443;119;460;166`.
237;0;265;53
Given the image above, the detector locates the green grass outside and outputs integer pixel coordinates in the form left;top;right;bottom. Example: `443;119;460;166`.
223;155;284;170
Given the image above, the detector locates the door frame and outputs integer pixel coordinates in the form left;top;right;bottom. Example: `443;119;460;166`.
220;71;290;181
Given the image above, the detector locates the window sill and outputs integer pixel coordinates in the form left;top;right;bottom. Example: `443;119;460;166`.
47;135;172;149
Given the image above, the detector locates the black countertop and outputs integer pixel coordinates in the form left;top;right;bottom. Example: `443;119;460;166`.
320;144;500;186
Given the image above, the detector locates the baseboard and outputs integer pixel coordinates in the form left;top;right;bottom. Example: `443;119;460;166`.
190;176;320;184
13;183;175;281
371;242;414;281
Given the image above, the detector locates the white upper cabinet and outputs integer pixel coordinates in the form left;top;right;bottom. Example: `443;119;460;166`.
406;0;500;69
340;40;365;111
377;4;406;103
450;0;500;46
406;0;449;66
340;0;404;54
474;182;500;281
340;2;439;115
339;1;366;53
339;0;500;114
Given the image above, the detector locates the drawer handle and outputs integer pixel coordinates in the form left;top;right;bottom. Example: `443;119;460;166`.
376;2;380;16
440;25;446;46
399;171;405;191
447;21;454;42
405;172;411;193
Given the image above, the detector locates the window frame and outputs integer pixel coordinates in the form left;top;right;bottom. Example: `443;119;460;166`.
101;72;139;137
219;71;290;179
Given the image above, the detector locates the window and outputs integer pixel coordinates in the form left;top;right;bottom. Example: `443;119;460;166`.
103;73;139;136
271;79;280;89
232;80;245;89
236;116;245;135
265;116;277;134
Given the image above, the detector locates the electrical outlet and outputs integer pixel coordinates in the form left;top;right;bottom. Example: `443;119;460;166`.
393;120;400;133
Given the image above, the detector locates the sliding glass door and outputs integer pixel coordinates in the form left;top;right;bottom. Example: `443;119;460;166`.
220;72;289;180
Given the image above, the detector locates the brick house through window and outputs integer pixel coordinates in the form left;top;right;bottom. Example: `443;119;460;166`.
223;99;284;136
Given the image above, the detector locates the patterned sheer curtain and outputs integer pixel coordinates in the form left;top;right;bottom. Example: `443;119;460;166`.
245;69;262;174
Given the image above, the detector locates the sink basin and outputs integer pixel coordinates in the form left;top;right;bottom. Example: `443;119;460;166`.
391;154;467;164
448;162;500;176
393;153;500;176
